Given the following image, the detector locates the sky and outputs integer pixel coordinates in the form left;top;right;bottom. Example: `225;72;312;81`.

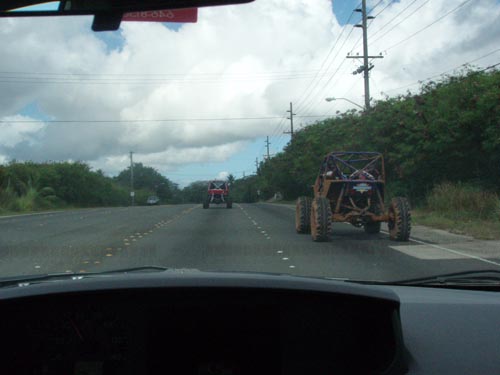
1;0;500;187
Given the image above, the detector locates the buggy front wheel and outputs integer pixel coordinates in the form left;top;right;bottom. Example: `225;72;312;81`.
226;199;233;209
388;197;411;241
310;197;332;242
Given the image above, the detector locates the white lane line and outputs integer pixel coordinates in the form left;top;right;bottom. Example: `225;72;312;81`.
390;245;464;260
381;230;500;267
279;202;500;266
277;250;283;254
282;257;289;261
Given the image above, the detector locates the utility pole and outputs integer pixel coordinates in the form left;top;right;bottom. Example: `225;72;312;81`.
346;0;383;110
284;102;296;138
265;136;271;160
129;151;135;206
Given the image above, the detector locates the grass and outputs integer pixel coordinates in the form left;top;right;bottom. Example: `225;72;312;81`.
0;186;67;215
412;183;500;240
412;209;500;240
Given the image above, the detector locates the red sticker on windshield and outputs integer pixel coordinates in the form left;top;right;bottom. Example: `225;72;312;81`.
122;8;198;23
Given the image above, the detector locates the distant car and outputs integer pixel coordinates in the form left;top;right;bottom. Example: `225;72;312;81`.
146;196;160;205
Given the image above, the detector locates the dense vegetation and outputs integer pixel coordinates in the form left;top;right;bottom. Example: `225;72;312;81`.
0;161;180;213
233;69;500;208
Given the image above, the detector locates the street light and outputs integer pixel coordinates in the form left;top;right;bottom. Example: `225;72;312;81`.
325;97;364;110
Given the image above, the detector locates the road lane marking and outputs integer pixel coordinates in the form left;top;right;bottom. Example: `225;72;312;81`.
276;203;500;267
390;245;465;260
383;230;500;267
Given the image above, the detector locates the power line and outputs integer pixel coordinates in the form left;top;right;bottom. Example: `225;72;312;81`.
0;68;323;78
348;0;395;53
293;10;359;113
383;47;500;94
0;115;327;124
368;0;421;42
296;26;358;116
367;0;385;14
0;74;321;86
300;0;396;116
370;0;432;48
384;0;474;52
372;0;397;18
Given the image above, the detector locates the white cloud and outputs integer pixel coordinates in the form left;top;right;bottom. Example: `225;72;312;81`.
216;171;230;180
0;0;499;175
0;115;46;148
89;141;246;175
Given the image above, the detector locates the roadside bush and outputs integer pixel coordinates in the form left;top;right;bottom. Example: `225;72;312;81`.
39;187;56;197
15;187;39;212
0;188;17;208
426;182;500;220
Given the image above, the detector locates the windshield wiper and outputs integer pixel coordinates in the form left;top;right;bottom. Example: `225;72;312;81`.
0;266;172;288
349;270;500;289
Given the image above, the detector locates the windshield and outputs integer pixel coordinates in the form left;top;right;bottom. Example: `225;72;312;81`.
1;0;499;286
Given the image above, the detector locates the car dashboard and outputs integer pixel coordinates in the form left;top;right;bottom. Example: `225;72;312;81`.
0;272;498;375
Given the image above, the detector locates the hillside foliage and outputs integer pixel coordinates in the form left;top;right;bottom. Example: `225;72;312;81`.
237;69;500;204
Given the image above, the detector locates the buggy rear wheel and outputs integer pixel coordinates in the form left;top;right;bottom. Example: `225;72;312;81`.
226;199;232;209
295;196;312;234
310;197;332;242
364;222;381;234
388;197;411;241
203;201;209;209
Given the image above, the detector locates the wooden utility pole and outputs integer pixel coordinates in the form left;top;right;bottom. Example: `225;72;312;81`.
284;102;296;138
346;0;383;110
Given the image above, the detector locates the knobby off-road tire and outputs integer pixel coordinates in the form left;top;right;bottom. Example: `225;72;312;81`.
226;199;233;209
295;196;312;233
364;222;381;234
388;197;411;241
310;197;332;242
203;201;209;209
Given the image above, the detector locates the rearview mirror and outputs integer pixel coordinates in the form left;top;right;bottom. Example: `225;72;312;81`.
0;0;254;31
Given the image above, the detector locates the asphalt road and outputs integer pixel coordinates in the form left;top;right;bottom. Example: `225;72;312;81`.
0;203;499;281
